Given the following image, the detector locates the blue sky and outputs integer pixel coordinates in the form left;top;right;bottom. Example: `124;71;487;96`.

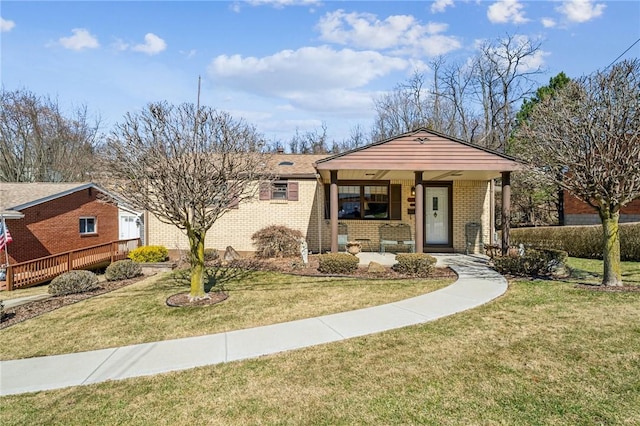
2;0;639;144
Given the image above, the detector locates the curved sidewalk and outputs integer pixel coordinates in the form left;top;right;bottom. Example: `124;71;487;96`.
0;254;507;396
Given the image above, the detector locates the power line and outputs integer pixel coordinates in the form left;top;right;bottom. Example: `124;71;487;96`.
603;37;640;71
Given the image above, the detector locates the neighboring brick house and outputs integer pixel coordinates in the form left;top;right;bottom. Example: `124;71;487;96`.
563;191;640;225
147;128;520;255
0;183;141;264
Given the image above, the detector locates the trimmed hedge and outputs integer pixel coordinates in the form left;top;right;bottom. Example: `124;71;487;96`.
48;270;100;296
492;248;568;277
252;225;304;258
105;260;143;281
392;253;437;277
509;222;640;261
128;245;169;263
318;253;359;274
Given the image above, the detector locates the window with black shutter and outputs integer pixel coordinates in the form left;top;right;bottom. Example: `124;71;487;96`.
324;181;400;220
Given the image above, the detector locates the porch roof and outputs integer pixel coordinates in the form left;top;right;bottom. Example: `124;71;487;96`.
314;128;521;181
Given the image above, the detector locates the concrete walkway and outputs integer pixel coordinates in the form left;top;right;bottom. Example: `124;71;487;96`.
0;254;507;396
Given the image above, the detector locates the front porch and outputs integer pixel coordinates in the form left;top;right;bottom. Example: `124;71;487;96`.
314;128;520;255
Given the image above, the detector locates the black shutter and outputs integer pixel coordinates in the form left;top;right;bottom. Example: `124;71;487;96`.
390;184;402;220
324;184;331;219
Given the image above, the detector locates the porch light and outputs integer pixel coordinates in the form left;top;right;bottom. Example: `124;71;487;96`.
411;186;416;196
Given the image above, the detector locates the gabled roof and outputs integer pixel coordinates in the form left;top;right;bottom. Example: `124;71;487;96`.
315;128;521;172
0;182;125;218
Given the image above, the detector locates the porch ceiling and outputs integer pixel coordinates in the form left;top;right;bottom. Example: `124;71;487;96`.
317;169;504;182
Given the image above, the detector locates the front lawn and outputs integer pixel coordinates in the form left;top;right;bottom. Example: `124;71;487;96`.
1;273;639;424
567;257;640;285
0;269;453;360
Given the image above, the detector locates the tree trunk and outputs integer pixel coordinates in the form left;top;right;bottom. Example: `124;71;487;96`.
600;210;623;286
187;228;207;299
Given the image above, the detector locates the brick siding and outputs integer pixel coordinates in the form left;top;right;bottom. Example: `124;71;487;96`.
148;179;493;255
564;190;640;215
1;189;119;264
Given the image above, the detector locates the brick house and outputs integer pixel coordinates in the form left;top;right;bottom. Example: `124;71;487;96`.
563;191;640;225
146;129;520;255
0;183;141;265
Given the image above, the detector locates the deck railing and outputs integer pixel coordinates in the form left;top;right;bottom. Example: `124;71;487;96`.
3;238;141;291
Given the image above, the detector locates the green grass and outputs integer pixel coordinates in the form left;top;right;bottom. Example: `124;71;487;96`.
2;260;639;424
567;257;640;285
0;269;453;360
1;274;639;425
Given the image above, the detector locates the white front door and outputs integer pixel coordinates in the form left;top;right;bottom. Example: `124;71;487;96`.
425;187;450;245
119;214;139;240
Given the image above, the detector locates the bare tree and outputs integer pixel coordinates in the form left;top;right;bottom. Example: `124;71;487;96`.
101;102;273;299
472;34;545;151
515;59;640;286
371;70;432;141
285;123;330;154
371;34;543;149
0;88;100;182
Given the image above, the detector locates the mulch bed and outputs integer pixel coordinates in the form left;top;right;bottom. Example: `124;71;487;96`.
258;255;457;280
0;276;147;330
1;256;458;327
166;291;229;307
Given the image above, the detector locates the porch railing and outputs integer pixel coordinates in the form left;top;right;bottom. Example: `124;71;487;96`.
3;238;141;291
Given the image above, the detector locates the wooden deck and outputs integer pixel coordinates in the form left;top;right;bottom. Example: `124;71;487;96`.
1;239;141;291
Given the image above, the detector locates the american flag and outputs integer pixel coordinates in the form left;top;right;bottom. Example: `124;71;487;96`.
0;220;13;252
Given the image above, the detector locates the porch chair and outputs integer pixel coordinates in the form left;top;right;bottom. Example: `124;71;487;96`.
379;223;415;254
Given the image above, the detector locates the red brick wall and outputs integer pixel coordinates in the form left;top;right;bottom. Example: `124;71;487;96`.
564;191;640;215
1;188;119;264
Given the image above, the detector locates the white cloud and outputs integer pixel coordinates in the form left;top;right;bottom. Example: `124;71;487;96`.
316;10;461;56
112;38;130;51
59;28;100;51
208;46;408;112
541;17;556;28
242;0;321;9
487;0;529;24
132;33;167;55
431;0;454;14
1;17;16;32
180;49;197;59
557;0;605;23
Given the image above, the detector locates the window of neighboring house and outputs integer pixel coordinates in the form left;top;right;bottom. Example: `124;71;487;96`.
326;181;402;220
79;217;97;234
260;181;299;201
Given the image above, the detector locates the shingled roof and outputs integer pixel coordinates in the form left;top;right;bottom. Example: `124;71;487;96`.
0;183;105;218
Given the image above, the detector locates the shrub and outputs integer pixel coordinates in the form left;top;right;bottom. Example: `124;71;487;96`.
492;248;569;277
509;222;640;261
105;260;142;281
317;253;359;274
392;253;437;277
252;225;304;258
48;270;99;296
128;245;169;263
